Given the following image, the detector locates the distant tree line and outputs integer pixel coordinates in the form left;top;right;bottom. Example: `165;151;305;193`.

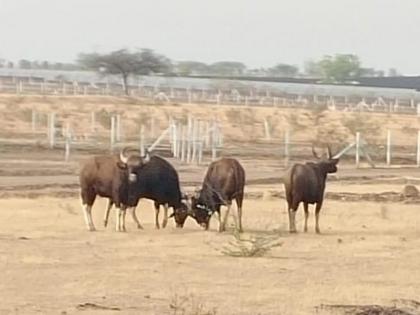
0;49;402;94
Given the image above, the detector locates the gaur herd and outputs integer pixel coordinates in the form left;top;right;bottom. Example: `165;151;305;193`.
80;145;339;234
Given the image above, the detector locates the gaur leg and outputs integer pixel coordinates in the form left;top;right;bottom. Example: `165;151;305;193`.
120;206;127;232
220;204;231;232
82;204;95;231
104;199;113;227
162;203;169;228
235;194;244;233
289;197;299;233
115;206;127;232
154;201;160;229
217;209;222;232
130;207;143;229
81;188;96;231
115;207;121;232
315;201;323;234
303;202;309;233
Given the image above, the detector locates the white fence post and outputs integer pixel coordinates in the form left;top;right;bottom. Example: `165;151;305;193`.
64;123;71;162
116;114;121;142
187;116;193;163
355;132;360;168
48;113;56;148
139;124;145;156
416;130;420;167
191;119;198;163
110;115;116;150
31;109;37;132
264;118;271;140
197;120;203;165
172;122;177;158
181;125;186;163
386;129;391;166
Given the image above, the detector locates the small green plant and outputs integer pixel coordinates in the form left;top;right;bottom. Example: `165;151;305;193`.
170;293;217;315
220;230;282;258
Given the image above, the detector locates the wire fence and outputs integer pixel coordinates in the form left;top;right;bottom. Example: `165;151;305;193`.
1;78;420;116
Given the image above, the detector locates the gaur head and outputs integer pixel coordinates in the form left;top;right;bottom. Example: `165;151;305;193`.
189;188;218;230
312;145;339;174
118;147;150;182
169;194;191;228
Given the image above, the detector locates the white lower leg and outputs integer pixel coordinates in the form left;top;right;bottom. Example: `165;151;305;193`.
83;204;95;231
115;208;120;232
120;208;127;232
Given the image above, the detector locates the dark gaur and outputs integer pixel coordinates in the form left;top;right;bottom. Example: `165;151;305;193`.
104;155;190;230
283;144;339;234
190;157;245;232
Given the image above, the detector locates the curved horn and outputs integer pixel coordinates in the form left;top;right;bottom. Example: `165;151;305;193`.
143;149;151;163
312;145;320;159
327;145;332;159
119;148;129;164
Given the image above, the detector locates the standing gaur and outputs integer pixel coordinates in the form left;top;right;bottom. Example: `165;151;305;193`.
104;154;190;230
283;145;339;234
189;157;245;232
79;148;149;232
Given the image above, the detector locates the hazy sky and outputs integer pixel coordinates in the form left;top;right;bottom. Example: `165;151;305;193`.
1;0;420;74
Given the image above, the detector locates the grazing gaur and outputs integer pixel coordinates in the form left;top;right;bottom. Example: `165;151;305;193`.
104;155;190;229
190;157;245;232
283;145;339;234
79;148;148;232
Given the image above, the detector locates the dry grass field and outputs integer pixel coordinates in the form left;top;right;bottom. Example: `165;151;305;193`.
1;95;420;315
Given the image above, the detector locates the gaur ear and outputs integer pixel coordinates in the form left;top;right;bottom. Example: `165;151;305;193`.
117;161;127;169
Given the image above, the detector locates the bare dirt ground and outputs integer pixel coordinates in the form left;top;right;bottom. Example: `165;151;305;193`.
1;95;420;314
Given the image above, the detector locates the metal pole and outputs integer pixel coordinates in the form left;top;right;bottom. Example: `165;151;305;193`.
355;132;360;168
49;113;56;149
110;116;115;151
264;118;271;140
417;130;420;167
64;123;70;162
191;119;197;163
186;115;193;163
31;109;36;132
172;122;177;158
140;124;145;156
181;125;186;163
386;129;391;167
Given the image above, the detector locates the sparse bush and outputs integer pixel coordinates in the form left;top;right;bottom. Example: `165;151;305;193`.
219;230;282;258
170;293;217;315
